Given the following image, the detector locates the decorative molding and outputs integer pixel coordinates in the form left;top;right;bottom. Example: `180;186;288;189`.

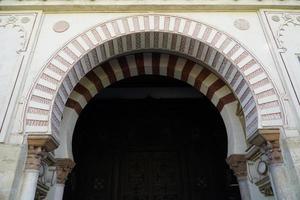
1;1;300;12
24;14;283;139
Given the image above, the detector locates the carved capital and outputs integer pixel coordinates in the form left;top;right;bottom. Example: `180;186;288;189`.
25;134;59;170
56;158;75;184
249;128;283;165
227;154;247;179
263;140;282;165
25;145;44;170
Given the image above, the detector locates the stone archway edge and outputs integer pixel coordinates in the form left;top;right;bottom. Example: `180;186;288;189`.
24;14;283;139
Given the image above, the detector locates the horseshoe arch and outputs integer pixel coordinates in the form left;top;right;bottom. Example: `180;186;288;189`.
24;14;284;147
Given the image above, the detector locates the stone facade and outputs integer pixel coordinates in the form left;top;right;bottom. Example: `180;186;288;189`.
0;1;300;200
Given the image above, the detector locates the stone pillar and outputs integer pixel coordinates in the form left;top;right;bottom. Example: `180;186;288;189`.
250;129;295;200
54;158;75;200
227;154;251;200
20;135;59;200
262;131;294;200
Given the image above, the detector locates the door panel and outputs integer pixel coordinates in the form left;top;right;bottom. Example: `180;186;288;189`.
120;151;182;200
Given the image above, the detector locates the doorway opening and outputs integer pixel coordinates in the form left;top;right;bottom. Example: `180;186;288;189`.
63;75;241;200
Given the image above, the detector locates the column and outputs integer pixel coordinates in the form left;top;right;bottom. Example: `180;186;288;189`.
20;135;59;200
250;129;296;200
260;130;294;200
227;154;251;200
53;158;75;200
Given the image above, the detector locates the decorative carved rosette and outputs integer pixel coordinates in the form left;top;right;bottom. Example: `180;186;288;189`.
56;158;75;184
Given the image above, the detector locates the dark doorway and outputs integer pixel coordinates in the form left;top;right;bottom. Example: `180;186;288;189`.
63;75;241;200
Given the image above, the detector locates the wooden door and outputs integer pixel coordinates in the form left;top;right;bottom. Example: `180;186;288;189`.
119;151;183;200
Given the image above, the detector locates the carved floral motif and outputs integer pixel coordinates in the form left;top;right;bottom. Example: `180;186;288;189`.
267;12;300;51
0;15;26;53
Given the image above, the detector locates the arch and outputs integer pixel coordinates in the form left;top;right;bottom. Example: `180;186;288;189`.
24;14;283;142
57;52;246;158
66;52;236;115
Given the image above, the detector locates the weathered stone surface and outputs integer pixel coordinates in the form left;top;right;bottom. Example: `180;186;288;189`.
0;143;25;200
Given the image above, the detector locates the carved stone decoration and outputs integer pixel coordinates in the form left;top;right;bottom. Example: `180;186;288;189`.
255;176;274;196
263;11;300;116
53;20;70;33
246;145;273;196
249;128;283;165
271;15;280;22
247;129;283;196
0;15;26;53
25;134;59;199
21;17;30;24
276;13;300;51
39;153;56;186
226;154;248;179
262;140;282;165
26;134;59;170
25;145;44;170
0;13;38;142
56;158;75;184
234;18;250;30
265;12;300;51
34;155;56;200
27;134;59;152
35;182;49;200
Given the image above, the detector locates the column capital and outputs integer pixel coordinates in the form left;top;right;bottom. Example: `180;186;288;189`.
25;134;59;170
227;154;247;179
248;128;282;165
56;158;75;184
27;134;59;152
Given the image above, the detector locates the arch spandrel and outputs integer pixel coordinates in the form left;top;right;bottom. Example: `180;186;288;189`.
24;14;283;140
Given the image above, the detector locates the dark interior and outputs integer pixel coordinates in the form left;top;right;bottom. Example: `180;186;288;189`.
63;75;241;200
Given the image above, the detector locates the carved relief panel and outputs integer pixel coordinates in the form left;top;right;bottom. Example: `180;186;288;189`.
0;12;40;141
261;10;300;124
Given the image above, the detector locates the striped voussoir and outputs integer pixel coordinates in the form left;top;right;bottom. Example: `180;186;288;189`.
25;14;283;137
64;53;236;115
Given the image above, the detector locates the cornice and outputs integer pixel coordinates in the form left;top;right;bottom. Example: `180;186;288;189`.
1;0;300;12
